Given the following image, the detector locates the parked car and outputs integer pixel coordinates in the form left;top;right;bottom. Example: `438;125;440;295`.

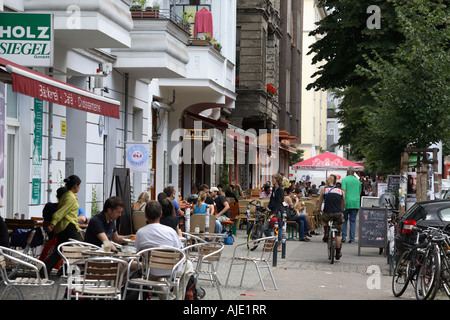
442;189;450;200
394;199;450;260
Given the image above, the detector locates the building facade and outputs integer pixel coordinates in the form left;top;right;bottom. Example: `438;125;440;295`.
300;0;328;160
230;0;304;189
0;0;237;224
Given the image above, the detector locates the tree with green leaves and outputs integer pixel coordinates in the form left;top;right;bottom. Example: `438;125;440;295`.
358;0;449;171
308;0;449;173
290;148;305;166
307;0;404;91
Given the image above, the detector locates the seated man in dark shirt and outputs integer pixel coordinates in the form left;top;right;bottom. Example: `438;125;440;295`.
0;216;10;248
198;184;215;206
84;196;133;251
210;187;230;223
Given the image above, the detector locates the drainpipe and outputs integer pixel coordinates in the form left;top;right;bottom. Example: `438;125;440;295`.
124;73;129;167
47;68;54;202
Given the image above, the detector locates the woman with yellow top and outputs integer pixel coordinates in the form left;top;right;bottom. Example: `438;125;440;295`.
44;175;83;273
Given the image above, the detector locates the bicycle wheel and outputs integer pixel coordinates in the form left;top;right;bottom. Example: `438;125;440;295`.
415;245;441;300
392;250;411;297
247;222;262;251
330;229;335;264
440;253;450;298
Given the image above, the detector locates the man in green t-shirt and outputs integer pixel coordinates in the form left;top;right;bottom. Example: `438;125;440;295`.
341;167;362;243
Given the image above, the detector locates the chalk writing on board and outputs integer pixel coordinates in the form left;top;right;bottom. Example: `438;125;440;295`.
358;207;387;255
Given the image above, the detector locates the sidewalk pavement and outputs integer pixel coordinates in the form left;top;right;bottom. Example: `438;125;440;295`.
3;223;448;301
208;227;406;301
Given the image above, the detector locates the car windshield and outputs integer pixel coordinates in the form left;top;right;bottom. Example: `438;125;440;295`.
404;203;427;222
439;207;450;221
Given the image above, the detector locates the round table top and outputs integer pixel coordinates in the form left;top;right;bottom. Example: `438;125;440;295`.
82;249;138;259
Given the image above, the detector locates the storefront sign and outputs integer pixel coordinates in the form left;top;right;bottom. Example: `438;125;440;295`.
0;12;53;67
184;129;210;140
4;60;120;118
126;143;149;173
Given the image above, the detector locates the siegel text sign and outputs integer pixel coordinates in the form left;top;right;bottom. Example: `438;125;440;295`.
0;12;53;67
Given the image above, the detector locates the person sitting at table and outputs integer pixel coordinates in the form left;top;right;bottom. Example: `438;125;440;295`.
233;183;245;197
285;188;311;242
132;191;149;213
163;186;184;219
193;191;222;233
159;197;182;237
42;186;68;239
294;188;320;236
260;185;272;198
84;196;133;252
0;216;9;248
225;185;239;203
77;207;88;226
198;184;215;207
134;200;194;300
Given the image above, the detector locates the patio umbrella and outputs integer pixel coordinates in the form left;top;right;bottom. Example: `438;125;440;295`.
292;152;364;178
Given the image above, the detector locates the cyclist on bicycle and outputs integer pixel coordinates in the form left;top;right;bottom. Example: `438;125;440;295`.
315;174;345;260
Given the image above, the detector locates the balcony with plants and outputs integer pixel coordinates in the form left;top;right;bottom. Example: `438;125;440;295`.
111;0;192;82
130;0;191;34
24;0;133;48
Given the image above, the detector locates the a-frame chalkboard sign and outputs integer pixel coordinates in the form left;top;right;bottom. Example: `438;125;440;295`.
110;167;132;235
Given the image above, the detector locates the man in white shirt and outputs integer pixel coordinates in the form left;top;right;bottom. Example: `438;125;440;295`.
134;200;193;300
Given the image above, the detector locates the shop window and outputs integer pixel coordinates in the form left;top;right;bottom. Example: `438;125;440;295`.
6;84;18;119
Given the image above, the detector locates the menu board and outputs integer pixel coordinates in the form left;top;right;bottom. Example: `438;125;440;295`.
387;175;400;194
358;207;387;256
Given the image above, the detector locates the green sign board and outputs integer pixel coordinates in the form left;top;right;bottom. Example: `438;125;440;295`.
0;12;53;67
32;99;43;204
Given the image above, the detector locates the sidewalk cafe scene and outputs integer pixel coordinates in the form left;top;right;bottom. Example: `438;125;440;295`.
0;0;449;308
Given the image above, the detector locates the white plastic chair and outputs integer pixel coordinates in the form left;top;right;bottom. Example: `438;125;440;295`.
123;246;186;300
0;246;54;300
55;240;100;299
66;256;127;300
225;236;278;291
183;242;224;299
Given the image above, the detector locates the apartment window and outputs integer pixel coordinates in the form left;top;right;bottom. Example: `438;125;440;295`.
236;26;241;87
329;128;335;137
172;1;212;37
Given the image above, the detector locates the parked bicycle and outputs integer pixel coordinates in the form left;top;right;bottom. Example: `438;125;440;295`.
415;226;450;300
435;226;450;299
246;200;273;251
376;193;399;275
392;226;428;297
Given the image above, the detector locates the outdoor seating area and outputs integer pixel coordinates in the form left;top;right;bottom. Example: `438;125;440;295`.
0;220;289;300
0;185;325;301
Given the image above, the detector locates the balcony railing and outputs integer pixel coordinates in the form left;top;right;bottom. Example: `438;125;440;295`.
130;9;191;34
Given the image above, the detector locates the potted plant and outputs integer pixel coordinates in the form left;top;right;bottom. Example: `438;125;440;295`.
145;1;160;18
130;0;146;18
266;84;278;97
91;185;100;217
210;38;222;52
